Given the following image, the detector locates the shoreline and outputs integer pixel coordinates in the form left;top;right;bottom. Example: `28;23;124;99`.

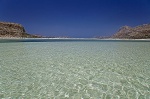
0;37;150;41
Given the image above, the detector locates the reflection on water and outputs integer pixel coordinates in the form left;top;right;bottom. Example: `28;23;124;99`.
0;40;150;98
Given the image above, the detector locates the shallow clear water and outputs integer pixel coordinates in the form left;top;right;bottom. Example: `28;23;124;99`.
0;39;150;99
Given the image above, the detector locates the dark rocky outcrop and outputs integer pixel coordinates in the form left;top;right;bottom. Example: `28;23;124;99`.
0;22;41;38
112;24;150;39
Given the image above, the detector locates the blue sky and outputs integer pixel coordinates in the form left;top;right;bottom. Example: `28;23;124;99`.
0;0;150;38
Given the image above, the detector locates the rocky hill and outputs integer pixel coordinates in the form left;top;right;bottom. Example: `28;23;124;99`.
0;22;40;38
112;24;150;39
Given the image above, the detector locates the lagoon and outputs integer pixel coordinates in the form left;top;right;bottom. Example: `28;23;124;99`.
0;39;150;98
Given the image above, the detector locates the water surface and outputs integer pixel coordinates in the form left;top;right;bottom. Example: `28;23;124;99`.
0;39;150;98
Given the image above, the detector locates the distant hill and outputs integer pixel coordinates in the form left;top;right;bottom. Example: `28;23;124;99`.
0;22;41;38
112;24;150;39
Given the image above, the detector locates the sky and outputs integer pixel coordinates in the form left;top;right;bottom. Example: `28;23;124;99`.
0;0;150;38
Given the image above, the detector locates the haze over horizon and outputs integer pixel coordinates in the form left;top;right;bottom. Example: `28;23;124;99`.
1;0;150;38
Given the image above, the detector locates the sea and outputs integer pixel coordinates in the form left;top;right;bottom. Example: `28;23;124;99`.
0;39;150;99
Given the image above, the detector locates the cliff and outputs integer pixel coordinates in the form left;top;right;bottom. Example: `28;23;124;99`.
0;22;40;38
112;24;150;39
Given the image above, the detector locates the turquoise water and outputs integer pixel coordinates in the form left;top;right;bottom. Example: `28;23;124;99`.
0;39;150;99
